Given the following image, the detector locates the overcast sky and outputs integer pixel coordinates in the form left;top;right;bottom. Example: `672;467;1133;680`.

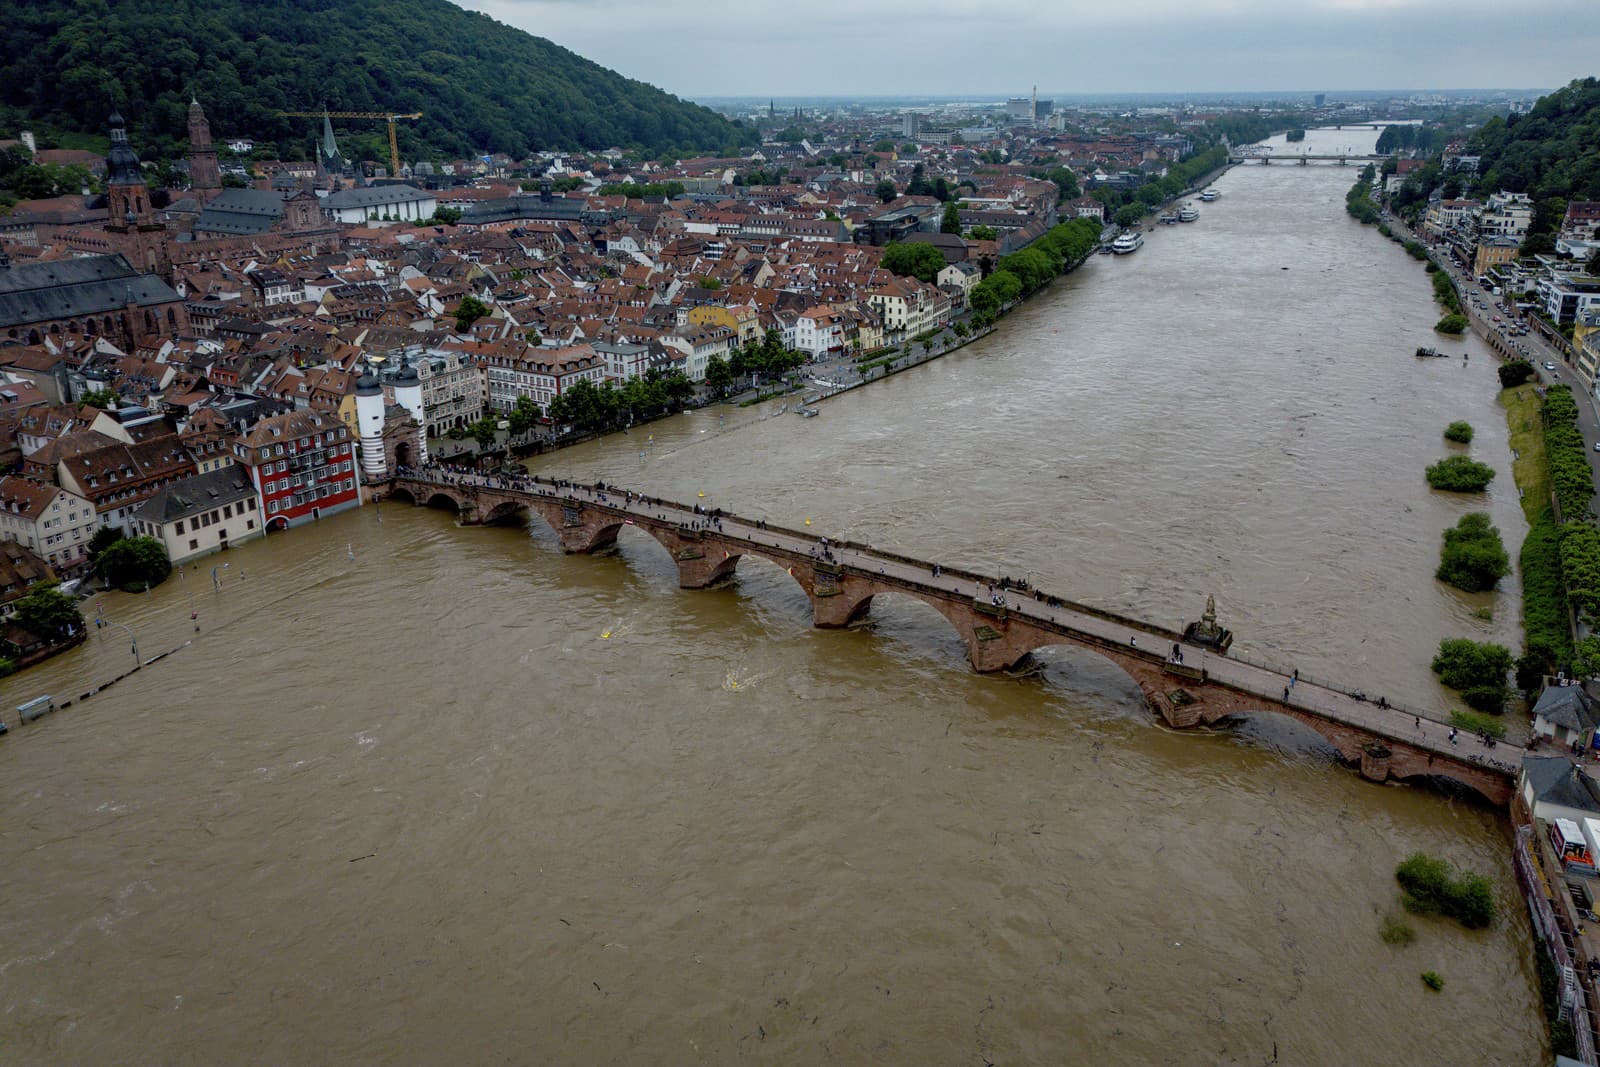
458;0;1596;99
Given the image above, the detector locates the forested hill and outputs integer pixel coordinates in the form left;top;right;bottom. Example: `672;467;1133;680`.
1466;77;1600;247
0;0;754;161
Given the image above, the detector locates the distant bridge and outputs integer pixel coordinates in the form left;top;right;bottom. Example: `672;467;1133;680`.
1228;152;1388;166
385;470;1522;805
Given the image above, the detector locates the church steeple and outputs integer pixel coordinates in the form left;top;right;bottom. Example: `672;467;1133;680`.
187;97;222;203
105;108;152;227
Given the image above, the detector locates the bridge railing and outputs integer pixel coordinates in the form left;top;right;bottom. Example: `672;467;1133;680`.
1220;645;1458;727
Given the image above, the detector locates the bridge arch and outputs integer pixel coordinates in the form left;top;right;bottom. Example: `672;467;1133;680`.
423;490;464;513
388;485;418;505
482;499;528;526
1386;771;1501;808
1200;706;1363;763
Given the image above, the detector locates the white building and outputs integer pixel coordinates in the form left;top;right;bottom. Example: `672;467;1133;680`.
132;467;263;565
321;185;438;224
478;344;607;411
593;341;655;383
794;307;845;358
382;350;483;437
1479;191;1533;242
660;325;735;382
0;476;99;573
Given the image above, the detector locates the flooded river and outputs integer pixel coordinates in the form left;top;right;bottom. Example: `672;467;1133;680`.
0;128;1545;1063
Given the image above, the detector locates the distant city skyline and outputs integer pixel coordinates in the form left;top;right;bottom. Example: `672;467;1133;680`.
460;0;1595;100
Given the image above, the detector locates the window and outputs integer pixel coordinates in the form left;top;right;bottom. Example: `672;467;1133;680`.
175;520;184;534
223;504;233;519
247;519;254;530
189;539;198;550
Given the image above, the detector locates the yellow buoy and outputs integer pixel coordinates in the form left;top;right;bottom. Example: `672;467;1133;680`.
601;631;612;639
804;519;811;526
698;491;706;498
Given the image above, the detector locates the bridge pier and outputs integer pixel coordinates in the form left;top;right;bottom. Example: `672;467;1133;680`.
807;564;878;628
669;530;742;589
1361;741;1392;784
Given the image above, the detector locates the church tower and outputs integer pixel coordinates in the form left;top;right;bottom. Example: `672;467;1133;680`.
103;106;170;279
105;109;152;227
315;109;343;190
186;97;223;203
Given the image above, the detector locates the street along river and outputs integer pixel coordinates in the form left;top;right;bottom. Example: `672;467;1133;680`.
0;127;1545;1062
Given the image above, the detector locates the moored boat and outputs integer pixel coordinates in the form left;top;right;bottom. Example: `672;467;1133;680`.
1178;204;1199;223
1111;231;1143;254
1199;189;1219;202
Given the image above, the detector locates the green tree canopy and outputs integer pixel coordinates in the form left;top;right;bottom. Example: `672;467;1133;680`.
506;395;542;437
940;202;962;235
1436;512;1510;592
78;387;119;410
10;583;82;643
95;536;172;593
880;241;947;284
0;0;755;160
1431;638;1514;712
455;295;490;333
1114;204;1147;228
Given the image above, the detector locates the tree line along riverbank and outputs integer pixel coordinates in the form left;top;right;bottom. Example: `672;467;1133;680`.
1350;163;1595;1059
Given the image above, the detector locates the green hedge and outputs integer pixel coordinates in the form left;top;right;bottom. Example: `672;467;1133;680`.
1561;522;1600;625
1546;386;1594;520
1431;270;1464;314
1444;421;1474;444
1435;314;1469;334
1520;508;1574;684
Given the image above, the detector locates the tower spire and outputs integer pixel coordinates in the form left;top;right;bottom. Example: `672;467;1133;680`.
187;97;222;203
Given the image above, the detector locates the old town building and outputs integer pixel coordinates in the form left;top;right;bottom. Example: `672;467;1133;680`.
233;409;359;528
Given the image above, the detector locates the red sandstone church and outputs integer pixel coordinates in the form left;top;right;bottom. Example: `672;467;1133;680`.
0;101;341;348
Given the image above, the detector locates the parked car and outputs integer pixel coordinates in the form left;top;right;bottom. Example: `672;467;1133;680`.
1544;361;1557;371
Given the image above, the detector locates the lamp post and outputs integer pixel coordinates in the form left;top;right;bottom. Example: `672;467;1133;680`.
101;618;139;671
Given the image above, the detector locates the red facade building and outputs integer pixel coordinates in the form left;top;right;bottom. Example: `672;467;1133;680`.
233;410;360;529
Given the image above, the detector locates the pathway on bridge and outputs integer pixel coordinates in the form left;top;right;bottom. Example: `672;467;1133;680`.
400;468;1523;779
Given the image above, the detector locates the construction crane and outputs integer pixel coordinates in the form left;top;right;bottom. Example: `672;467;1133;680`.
278;110;422;180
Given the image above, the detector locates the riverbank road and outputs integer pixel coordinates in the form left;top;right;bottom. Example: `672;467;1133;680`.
452;471;1521;777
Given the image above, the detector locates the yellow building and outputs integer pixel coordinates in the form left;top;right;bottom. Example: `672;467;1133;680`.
687;303;761;345
1576;312;1600;386
1473;236;1520;280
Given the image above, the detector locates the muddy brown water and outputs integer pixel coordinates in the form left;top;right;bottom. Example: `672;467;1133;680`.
0;129;1543;1063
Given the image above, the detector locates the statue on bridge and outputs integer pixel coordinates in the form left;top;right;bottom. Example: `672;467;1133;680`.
1184;594;1233;652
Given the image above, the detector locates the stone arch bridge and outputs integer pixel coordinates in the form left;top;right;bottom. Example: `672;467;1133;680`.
386;472;1520;805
